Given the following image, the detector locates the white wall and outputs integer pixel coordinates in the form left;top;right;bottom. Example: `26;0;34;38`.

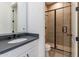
28;2;45;57
0;2;12;34
17;2;28;32
71;3;78;57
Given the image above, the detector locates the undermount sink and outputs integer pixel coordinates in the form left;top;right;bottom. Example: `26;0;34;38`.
8;38;27;44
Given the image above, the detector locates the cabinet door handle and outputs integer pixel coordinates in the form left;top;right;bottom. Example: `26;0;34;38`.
27;54;29;57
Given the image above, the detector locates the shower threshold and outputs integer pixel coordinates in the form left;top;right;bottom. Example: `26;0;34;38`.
46;43;72;57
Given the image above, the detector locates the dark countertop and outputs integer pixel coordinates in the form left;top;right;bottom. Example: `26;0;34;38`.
0;33;39;55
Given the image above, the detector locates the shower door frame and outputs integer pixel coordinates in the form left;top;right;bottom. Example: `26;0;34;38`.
45;5;71;53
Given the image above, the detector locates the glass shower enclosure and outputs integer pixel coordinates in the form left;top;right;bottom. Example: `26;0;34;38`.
45;2;72;56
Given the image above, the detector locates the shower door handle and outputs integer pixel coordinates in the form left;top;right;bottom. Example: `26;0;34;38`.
62;26;67;33
76;37;79;41
62;26;64;33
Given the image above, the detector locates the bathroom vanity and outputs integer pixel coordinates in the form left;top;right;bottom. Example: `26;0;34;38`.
0;33;39;57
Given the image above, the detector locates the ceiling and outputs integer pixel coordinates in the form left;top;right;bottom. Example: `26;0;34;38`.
45;2;56;6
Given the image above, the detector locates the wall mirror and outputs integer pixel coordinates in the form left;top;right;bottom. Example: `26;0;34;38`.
0;2;27;34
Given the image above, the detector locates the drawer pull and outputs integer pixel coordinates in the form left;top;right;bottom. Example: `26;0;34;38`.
27;54;29;57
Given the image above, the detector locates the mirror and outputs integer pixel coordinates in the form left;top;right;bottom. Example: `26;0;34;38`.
0;2;27;34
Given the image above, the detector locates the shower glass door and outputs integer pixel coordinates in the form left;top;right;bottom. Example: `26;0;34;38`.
45;11;55;47
63;5;71;56
56;8;64;51
55;4;71;56
45;3;71;57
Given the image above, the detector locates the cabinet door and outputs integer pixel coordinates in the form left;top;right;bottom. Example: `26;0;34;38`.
0;40;38;57
18;52;27;57
27;46;38;57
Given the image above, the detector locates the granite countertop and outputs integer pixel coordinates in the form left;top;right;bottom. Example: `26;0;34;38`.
0;33;39;55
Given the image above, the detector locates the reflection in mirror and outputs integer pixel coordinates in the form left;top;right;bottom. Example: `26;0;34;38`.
0;2;27;34
0;2;12;34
